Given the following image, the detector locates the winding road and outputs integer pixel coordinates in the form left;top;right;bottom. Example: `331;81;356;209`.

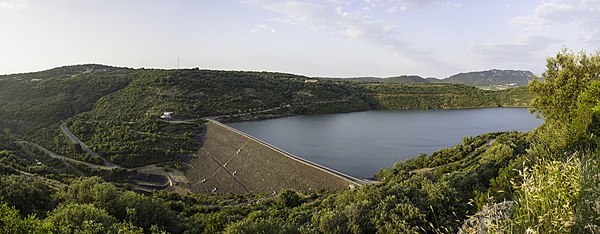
16;141;115;171
59;123;120;168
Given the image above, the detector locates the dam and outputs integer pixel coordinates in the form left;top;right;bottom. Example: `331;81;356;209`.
185;120;364;194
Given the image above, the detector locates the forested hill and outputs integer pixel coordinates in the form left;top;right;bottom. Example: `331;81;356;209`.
0;65;531;137
441;69;534;86
2;48;598;234
320;75;431;84
364;83;531;109
0;64;136;134
322;69;535;87
0;64;531;167
0;65;374;135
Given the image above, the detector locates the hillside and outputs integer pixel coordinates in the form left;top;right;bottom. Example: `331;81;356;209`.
325;75;431;84
0;65;532;169
363;83;531;109
0;64;134;135
324;69;535;88
59;69;374;167
381;75;430;84
441;69;534;87
1;49;599;233
59;71;528;167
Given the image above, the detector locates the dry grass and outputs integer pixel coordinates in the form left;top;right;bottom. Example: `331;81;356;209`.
507;156;581;234
573;151;600;233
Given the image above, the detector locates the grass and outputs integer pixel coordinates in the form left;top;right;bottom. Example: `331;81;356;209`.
508;155;581;233
573;150;600;233
498;145;600;234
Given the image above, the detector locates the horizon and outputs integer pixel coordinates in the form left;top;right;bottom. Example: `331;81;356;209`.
0;62;535;79
1;0;598;78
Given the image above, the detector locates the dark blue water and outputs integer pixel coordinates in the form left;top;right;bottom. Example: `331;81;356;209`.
227;108;543;178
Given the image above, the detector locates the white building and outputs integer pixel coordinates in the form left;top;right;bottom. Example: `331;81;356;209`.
160;112;174;119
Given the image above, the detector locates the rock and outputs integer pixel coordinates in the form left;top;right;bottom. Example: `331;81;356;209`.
458;201;515;234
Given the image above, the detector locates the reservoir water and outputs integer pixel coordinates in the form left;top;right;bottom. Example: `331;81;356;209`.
226;108;543;178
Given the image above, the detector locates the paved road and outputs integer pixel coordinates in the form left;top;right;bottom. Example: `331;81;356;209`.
59;123;120;168
17;141;116;171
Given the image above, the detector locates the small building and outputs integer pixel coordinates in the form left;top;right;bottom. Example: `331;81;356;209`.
304;79;318;83
160;112;174;119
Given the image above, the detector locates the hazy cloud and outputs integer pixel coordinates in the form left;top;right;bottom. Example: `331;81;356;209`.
0;0;28;9
362;0;461;12
511;0;600;44
250;24;277;33
470;36;558;62
245;0;331;30
471;0;600;70
243;0;433;57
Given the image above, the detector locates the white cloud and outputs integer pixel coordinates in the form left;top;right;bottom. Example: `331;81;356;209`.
250;24;277;33
470;36;558;62
361;0;460;12
510;0;600;44
0;0;29;9
245;0;331;30
243;0;432;57
471;0;600;72
250;24;267;32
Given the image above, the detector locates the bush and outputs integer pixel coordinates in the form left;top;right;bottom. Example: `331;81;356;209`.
573;150;600;233
44;203;117;234
509;156;581;233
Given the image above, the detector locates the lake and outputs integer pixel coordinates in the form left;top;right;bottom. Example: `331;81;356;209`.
226;108;544;178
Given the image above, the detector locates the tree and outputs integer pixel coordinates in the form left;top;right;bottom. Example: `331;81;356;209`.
44;203;117;234
530;48;600;128
224;218;299;234
529;49;600;147
0;200;48;233
55;176;121;215
277;190;302;208
0;175;54;217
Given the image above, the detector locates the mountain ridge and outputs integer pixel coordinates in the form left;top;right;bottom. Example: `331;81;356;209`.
316;69;535;87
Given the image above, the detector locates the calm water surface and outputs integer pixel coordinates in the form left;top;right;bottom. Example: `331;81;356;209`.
226;108;543;178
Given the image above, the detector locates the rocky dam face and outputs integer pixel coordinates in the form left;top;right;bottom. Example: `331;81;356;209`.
184;120;360;194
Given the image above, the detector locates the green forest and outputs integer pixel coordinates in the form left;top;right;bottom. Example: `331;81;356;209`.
0;49;598;233
363;83;530;109
0;63;529;168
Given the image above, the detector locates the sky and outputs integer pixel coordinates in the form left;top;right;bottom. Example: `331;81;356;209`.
0;0;599;78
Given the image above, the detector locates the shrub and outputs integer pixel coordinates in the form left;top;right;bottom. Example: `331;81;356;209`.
509;156;581;233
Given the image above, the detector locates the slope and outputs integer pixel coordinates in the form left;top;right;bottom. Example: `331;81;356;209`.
442;69;534;86
63;68;375;167
186;120;359;194
0;64;134;135
364;83;531;109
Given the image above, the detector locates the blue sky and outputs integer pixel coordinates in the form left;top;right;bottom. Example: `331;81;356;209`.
1;0;598;78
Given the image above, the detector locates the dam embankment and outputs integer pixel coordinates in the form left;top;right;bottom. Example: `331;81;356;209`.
185;120;361;194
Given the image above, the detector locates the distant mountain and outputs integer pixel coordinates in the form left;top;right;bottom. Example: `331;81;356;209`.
318;75;430;84
381;75;430;84
342;77;384;82
321;69;534;87
425;78;442;83
442;69;534;86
